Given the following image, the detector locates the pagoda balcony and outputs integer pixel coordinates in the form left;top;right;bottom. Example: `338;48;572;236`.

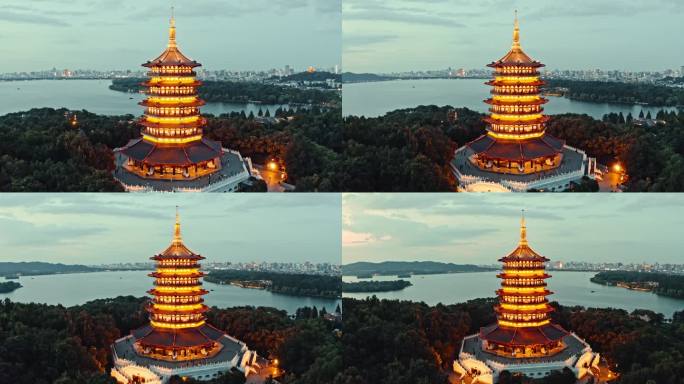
501;281;547;288
140;98;205;108
152;280;202;287
145;89;199;97
144;108;201;117
498;273;551;279
151;253;205;261
485;98;548;106
491;88;540;95
486;79;545;87
145;71;197;78
147;289;209;296
143;80;202;88
140;118;206;130
500;297;549;305
147;304;209;315
489;106;544;115
485;116;550;126
153;297;204;305
149;272;204;279
494;305;554;315
496;289;551;297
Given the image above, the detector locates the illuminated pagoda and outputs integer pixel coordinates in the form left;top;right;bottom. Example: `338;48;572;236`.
111;209;257;383
114;9;254;192
452;12;596;192
454;212;599;384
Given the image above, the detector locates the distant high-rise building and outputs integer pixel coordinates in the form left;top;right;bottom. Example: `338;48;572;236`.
334;64;340;74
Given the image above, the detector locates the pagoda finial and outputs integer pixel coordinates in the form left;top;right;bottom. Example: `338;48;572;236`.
519;209;528;246
168;6;177;48
173;206;182;244
512;10;521;50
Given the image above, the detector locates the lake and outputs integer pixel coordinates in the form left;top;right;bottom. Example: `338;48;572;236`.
343;271;683;318
0;79;289;117
342;79;676;119
0;271;340;314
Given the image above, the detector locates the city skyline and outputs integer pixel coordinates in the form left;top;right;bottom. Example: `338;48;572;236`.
342;194;684;264
343;0;684;73
0;194;341;264
0;0;341;73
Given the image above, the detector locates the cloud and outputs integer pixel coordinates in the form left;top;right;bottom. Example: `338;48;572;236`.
0;10;70;26
342;230;392;247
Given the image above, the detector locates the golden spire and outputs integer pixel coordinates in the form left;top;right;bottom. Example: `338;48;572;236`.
168;6;177;48
173;206;182;244
512;10;520;50
519;209;528;246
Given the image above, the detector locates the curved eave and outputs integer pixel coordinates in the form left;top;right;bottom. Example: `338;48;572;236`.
140;99;206;108
485;98;548;106
500;282;548;289
142;80;202;87
487;61;545;68
497;273;551;279
147;306;209;316
139;118;206;130
151;253;205;260
496;289;552;297
494;306;554;315
486;80;545;87
484;116;550;125
148;289;209;296
149;272;204;279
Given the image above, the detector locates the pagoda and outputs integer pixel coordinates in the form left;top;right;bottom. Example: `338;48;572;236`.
451;12;596;192
454;212;599;383
111;209;256;383
114;10;254;192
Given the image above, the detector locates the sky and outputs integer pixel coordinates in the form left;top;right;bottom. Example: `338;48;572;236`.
0;194;341;265
343;0;684;73
0;0;341;72
343;194;684;265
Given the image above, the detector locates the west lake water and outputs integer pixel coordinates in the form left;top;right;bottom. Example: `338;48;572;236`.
0;79;288;117
342;79;676;119
343;271;683;318
0;271;341;314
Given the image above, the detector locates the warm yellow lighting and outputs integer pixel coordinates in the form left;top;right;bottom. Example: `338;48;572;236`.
143;134;203;144
495;76;539;83
501;286;546;294
149;76;197;85
487;131;545;140
500;303;548;311
502;270;545;277
154;286;202;293
145;115;200;124
156;268;201;275
491;113;542;122
147;96;198;104
613;163;623;173
498;319;550;328
268;161;278;171
153;304;204;311
150;320;206;329
492;95;541;103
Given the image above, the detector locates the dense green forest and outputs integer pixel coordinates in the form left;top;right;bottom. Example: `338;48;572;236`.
545;79;684;107
340;105;684;191
591;271;684;299
342;280;412;293
343;261;494;276
342;297;684;384
0;281;21;293
109;79;340;107
0;296;341;384
205;270;341;299
0;262;101;277
0;107;341;192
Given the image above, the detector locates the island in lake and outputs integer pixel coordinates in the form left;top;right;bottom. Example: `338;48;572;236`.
0;261;102;278
0;281;22;293
343;280;412;293
343;261;495;277
591;271;684;299
205;270;341;299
